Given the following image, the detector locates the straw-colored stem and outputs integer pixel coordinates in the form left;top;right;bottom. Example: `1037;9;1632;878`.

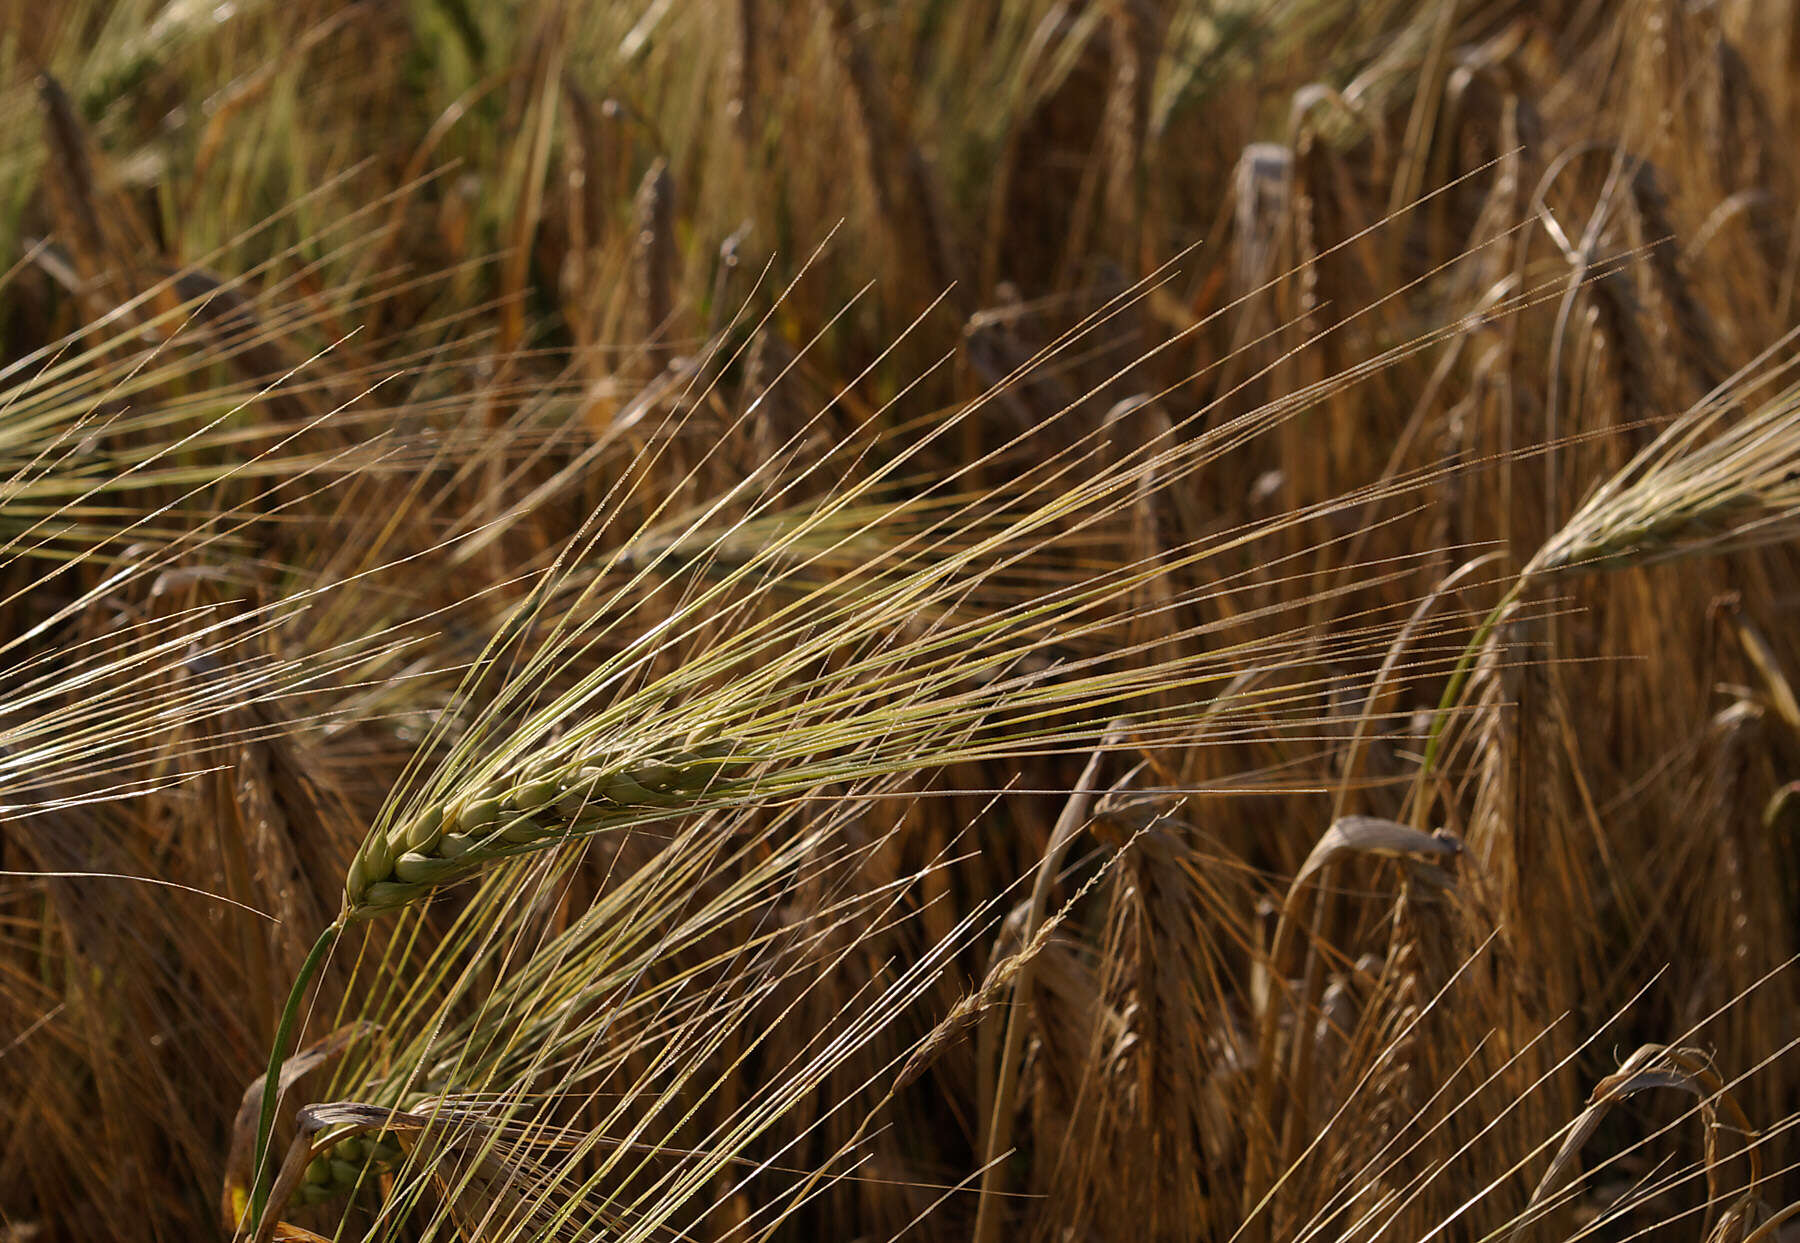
972;730;1118;1243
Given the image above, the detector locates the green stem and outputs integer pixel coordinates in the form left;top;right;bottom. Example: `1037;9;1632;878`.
1413;577;1529;818
250;920;341;1234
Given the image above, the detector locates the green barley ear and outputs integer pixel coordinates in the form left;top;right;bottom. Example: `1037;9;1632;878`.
340;737;758;920
1531;373;1800;577
1419;360;1800;791
246;725;759;1229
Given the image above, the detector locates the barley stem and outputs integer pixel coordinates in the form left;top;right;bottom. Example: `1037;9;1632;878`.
1413;578;1527;819
249;920;342;1235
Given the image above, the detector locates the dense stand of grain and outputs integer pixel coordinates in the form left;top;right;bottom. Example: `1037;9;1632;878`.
6;4;1800;1243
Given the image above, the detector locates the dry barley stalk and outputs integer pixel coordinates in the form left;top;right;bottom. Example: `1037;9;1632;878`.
631;158;677;377
1506;1044;1760;1243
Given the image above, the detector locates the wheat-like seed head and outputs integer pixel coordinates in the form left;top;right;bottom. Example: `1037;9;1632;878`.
1530;376;1800;577
342;737;756;919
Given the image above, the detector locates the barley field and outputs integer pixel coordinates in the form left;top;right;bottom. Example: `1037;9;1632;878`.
4;2;1800;1241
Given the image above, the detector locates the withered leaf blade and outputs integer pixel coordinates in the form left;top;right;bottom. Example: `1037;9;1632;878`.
223;1022;375;1235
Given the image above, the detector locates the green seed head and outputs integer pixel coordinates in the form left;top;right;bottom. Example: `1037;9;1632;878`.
630;760;680;792
505;778;561;812
690;739;755;778
554;768;605;815
601;770;678;806
499;813;548;844
394;852;460;885
456;797;503;833
358;880;418;912
402;804;446;853
359;835;396;882
666;752;732;789
342;739;761;919
345;853;373;904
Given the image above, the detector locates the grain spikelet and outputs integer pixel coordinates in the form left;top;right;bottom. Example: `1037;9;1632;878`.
1532;374;1800;575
